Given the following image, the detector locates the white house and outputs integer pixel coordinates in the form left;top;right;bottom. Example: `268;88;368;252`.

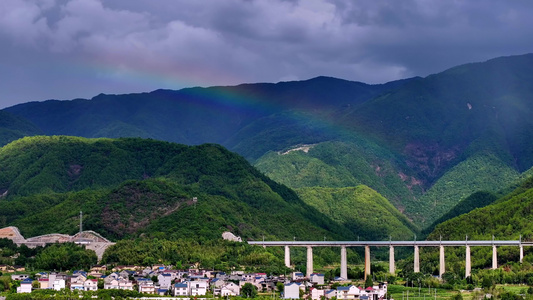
284;282;301;299
190;280;208;296
336;285;360;300
310;288;325;300
17;278;33;293
104;279;119;290
292;272;305;280
158;273;173;289
118;278;134;290
325;289;337;299
53;278;66;291
173;282;189;296
138;279;156;294
12;274;29;281
84;279;98;291
70;276;86;291
310;273;325;285
219;282;240;296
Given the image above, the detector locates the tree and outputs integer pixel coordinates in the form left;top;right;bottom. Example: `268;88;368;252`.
241;283;258;298
482;276;493;290
365;276;373;288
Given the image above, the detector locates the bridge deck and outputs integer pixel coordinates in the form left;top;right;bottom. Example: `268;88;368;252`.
249;240;533;247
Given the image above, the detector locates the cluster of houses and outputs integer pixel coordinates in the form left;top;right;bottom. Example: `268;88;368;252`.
283;272;389;300
11;265;390;300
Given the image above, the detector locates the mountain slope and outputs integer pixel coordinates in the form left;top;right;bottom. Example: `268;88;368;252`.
0;136;354;241
4;77;407;148
0;110;42;147
255;141;422;215
429;175;533;241
296;186;417;241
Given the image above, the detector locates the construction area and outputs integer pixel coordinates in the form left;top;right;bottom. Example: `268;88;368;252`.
0;226;114;261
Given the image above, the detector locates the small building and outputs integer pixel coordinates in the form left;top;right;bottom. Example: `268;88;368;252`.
173;282;189;296
292;272;305;280
38;278;50;289
284;282;301;299
84;279;98;291
11;274;29;281
138;279;156;294
190;280;208;296
336;285;360;300
220;282;240;296
325;289;337;299
157;288;168;296
310;288;326;300
53;278;66;291
158;273;173;289
310;273;325;285
17;278;33;293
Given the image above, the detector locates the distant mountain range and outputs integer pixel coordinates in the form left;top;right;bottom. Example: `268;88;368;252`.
3;53;533;231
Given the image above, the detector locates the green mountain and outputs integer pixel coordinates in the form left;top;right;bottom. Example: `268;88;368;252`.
295;185;417;241
0;110;41;147
429;175;533;242
255;141;422;215
0;136;354;242
5;54;533;229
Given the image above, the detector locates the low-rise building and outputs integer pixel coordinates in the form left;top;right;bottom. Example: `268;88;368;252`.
190;280;208;296
173;282;189;296
284;282;301;299
310;287;325;300
220;282;240;296
138;279;156;294
310;273;325;285
84;279;98;291
17;278;33;293
38;278;50;289
336;285;360;300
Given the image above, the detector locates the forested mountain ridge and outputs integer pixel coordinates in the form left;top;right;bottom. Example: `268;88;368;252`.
3;76;410;148
0;136;356;242
3;54;533;229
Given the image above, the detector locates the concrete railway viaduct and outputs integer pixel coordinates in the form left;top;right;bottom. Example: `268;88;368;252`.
249;239;533;280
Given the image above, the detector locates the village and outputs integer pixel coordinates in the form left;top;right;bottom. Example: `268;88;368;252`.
5;264;390;299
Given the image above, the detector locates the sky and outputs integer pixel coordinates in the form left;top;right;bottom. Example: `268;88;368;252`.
1;0;533;108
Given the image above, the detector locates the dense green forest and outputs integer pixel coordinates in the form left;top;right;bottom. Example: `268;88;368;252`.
403;175;533;280
0;136;354;242
255;141;423;224
295;186;417;241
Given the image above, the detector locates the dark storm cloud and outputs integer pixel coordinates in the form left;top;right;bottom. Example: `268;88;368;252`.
0;0;533;108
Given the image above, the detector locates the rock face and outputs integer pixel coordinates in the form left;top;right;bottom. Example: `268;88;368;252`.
222;231;242;242
0;226;24;243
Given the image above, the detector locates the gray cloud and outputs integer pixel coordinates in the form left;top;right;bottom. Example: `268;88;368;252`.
0;0;533;108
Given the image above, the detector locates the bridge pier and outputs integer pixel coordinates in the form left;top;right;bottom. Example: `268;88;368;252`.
307;246;313;278
520;245;524;263
465;245;471;278
439;245;445;278
364;245;371;280
284;245;291;268
340;246;348;280
389;246;395;275
492;245;498;269
414;245;420;273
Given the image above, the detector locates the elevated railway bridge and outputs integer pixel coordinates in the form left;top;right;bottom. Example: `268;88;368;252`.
249;239;533;280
